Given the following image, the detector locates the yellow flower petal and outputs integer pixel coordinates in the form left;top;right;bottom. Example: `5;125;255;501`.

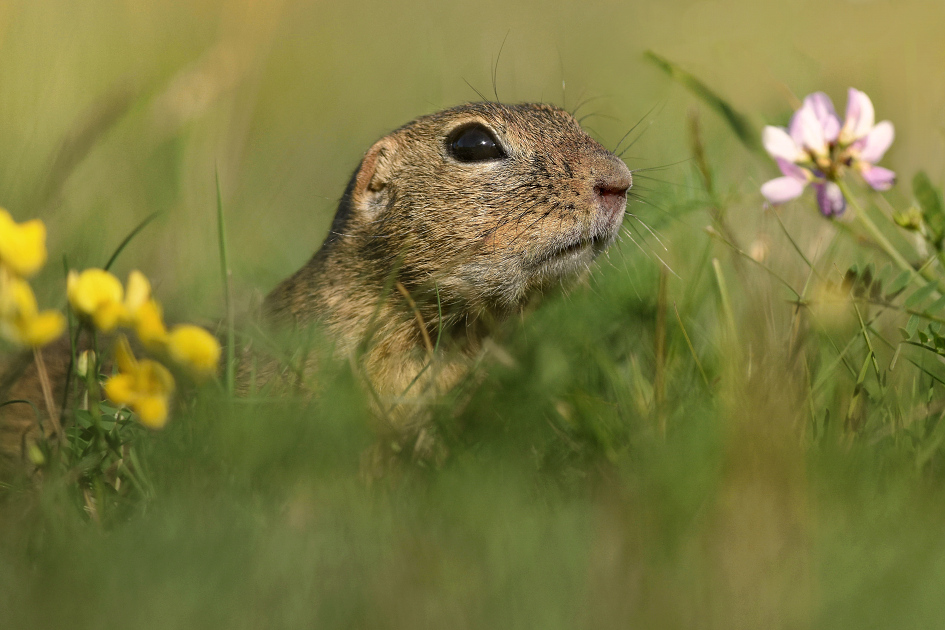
20;310;66;347
167;324;221;377
0;270;14;318
0;209;47;278
114;334;137;374
134;396;169;429
7;276;39;319
138;358;175;396
135;299;168;349
104;373;137;405
105;337;175;429
66;269;78;297
0;276;64;347
67;268;124;330
124;270;152;316
92;300;127;332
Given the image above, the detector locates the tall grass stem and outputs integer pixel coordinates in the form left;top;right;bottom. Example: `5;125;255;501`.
216;168;236;395
838;181;942;292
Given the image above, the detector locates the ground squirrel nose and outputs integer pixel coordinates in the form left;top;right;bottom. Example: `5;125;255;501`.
593;158;632;218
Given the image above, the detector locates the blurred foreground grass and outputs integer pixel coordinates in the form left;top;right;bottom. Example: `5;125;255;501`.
5;0;945;628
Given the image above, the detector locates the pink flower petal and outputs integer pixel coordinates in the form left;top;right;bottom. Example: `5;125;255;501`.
861;165;896;191
840;88;875;144
776;158;811;180
761;176;807;204
857;121;895;164
804;92;841;142
788;109;805;147
762;126;802;162
815;182;846;217
789;105;827;156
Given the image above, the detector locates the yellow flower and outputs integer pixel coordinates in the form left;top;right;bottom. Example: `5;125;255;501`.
124;270;152;316
0;274;66;347
135;299;168;349
103;335;175;429
0;208;47;278
67;268;126;331
120;271;168;348
166;324;221;378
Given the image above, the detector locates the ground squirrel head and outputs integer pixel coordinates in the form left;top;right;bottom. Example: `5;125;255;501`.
321;101;632;316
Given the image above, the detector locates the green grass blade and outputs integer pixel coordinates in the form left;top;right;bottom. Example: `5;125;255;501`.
644;51;760;152
673;302;709;386
103;211;160;271
216;168;236;395
712;258;738;344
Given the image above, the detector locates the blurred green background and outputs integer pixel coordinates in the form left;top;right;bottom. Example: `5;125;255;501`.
4;0;944;316
4;0;945;628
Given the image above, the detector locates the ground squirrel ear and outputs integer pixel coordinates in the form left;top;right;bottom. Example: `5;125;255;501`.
353;137;396;213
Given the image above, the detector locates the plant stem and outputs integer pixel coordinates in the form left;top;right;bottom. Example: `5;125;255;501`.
838;180;914;275
839;180;945;295
32;347;64;443
216;169;236;395
712;258;738;345
87;335;104;452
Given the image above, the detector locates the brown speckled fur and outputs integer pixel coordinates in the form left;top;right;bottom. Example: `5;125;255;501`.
0;338;73;478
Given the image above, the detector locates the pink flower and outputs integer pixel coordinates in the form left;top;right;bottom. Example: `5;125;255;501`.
761;88;896;217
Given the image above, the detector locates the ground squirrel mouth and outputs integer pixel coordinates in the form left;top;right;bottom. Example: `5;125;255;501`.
534;181;629;269
535;231;609;268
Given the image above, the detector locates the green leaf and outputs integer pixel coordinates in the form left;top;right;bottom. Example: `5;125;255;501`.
905;280;939;309
927;294;945;316
74;409;93;428
887;270;912;297
877;263;892;281
913;171;945;246
644;51;760;152
906;315;920;338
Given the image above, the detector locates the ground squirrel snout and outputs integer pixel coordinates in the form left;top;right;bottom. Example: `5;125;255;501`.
263;101;632;401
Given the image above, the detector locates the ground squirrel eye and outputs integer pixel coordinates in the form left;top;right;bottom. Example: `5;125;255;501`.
447;124;506;162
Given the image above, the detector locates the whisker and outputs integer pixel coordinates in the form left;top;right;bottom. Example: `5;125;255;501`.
632;173;701;191
570;94;605;118
557;47;567;110
463;78;489;102
619;224;654;263
612;100;663;156
623;221;679;278
492;30;511;102
626;213;668;251
577;112;619;125
630;158;693;173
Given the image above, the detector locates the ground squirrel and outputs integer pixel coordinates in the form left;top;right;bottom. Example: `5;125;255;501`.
261;101;631;408
1;101;631;470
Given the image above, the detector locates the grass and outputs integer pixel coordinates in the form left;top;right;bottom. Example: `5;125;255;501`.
5;0;945;628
